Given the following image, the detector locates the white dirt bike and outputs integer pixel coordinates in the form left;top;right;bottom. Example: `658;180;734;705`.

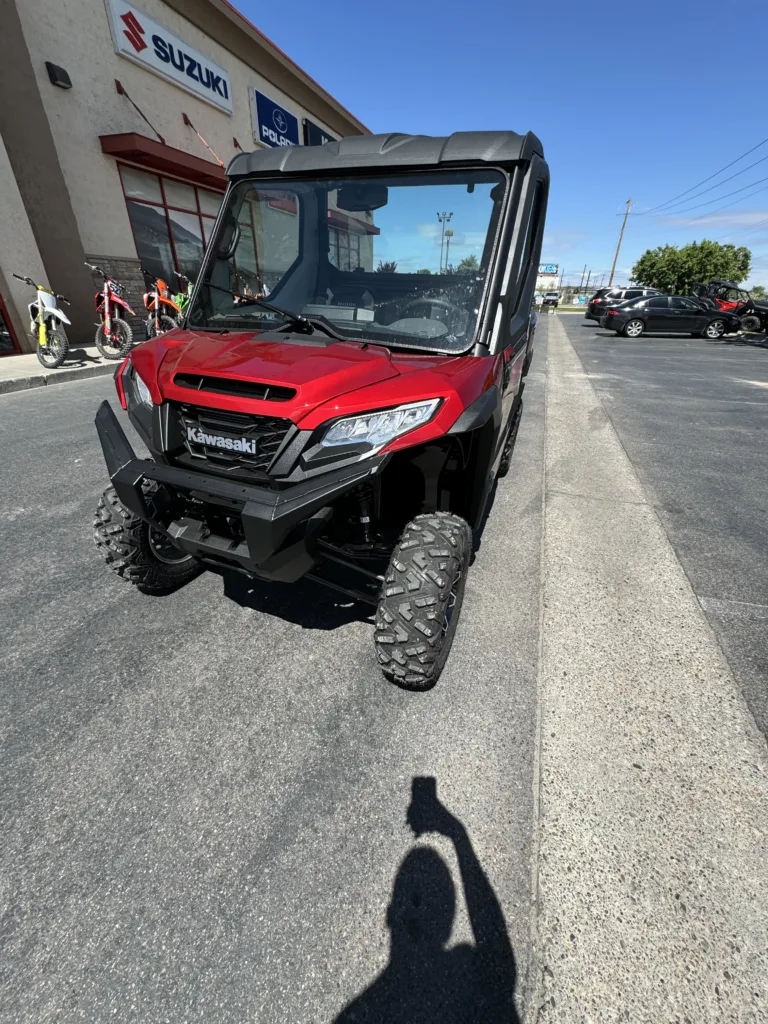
13;273;71;368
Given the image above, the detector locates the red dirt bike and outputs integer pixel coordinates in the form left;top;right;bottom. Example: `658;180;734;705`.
143;271;182;338
86;262;135;359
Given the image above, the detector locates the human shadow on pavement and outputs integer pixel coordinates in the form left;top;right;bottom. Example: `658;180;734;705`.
335;777;519;1023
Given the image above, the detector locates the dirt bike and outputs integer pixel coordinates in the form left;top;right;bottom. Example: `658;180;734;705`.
143;271;181;338
12;273;71;368
86;262;135;359
172;271;194;320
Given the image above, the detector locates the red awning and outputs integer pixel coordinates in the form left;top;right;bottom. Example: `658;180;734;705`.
100;133;227;191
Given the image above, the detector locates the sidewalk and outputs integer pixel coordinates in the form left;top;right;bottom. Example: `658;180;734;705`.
530;316;768;1021
0;346;117;395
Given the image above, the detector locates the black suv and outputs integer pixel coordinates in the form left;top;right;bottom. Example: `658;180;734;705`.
586;286;661;322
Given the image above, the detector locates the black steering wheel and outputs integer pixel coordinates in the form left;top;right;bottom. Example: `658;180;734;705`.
399;296;469;333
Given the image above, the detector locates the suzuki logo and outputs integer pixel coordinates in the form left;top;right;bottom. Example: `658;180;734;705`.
121;11;147;52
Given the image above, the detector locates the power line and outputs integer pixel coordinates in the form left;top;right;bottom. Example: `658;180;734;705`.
638;136;768;215
662;174;768;216
636;152;768;215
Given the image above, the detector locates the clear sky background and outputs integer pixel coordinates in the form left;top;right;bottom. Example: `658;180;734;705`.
239;0;768;287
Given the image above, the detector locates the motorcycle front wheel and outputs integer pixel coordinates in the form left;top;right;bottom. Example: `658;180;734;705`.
36;327;69;369
96;318;133;359
146;314;178;339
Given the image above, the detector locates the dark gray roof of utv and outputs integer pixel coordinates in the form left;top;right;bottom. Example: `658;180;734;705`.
227;131;544;179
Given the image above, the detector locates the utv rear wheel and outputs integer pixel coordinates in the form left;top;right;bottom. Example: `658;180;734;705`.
94;486;200;594
740;314;761;333
498;399;523;478
374;512;471;690
96;318;132;359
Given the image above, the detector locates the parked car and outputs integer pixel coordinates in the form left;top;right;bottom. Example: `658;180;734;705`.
542;291;559;307
599;294;740;339
586;286;661;321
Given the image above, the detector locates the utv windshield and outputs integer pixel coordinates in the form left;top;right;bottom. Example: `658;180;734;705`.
188;169;507;353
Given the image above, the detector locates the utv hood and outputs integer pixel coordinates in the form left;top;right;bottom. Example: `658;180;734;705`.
155;329;401;417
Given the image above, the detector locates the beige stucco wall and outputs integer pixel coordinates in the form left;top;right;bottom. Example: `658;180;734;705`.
0;132;49;353
16;0;341;260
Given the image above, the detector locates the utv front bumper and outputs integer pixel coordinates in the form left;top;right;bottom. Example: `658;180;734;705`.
95;401;386;583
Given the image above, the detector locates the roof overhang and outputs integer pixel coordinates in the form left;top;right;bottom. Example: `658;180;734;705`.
100;133;228;190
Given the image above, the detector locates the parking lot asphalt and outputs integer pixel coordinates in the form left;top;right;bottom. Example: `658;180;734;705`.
0;355;545;1022
559;315;768;739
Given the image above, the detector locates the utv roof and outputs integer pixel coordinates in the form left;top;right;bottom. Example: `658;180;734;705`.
227;131;545;179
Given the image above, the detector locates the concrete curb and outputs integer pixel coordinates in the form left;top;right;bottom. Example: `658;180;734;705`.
0;360;115;395
529;316;768;1022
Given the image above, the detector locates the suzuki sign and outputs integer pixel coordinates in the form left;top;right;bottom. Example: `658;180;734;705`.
106;0;232;114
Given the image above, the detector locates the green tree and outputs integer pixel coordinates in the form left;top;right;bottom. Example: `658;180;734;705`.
750;284;766;300
376;260;398;274
416;268;432;275
456;254;480;275
631;240;751;294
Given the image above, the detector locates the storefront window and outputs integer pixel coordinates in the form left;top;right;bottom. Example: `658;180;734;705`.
119;166;223;286
329;227;362;271
0;300;20;354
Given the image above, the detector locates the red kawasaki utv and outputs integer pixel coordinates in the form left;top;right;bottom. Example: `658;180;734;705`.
93;132;548;688
691;280;768;333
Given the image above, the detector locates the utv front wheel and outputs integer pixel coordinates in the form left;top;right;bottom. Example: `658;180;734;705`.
94;486;200;594
374;512;471;690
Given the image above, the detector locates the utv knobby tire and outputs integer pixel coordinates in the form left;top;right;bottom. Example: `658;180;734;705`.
96;318;132;359
375;512;471;690
94;485;200;594
36;328;68;369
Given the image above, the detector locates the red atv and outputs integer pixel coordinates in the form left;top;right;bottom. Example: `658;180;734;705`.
691;280;768;333
92;131;548;688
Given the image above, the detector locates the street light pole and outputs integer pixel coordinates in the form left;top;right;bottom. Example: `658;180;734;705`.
437;211;453;273
444;228;454;271
609;198;633;286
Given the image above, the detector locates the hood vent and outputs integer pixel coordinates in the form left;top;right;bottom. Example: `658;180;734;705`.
173;373;296;402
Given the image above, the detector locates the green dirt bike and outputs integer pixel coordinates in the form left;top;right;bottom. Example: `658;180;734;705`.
172;272;194;321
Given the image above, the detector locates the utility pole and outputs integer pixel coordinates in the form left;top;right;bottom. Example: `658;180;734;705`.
579;264;587;291
558;267;565;291
609;199;633;286
584;269;591;296
437;211;453;273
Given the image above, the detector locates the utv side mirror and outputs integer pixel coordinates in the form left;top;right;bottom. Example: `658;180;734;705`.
337;184;388;212
216;215;241;260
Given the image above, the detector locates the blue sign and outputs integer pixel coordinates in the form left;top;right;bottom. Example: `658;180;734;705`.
304;118;335;147
254;91;299;148
539;263;558;274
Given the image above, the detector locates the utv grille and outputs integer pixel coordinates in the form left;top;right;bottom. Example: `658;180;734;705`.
175;403;293;477
173;373;296;402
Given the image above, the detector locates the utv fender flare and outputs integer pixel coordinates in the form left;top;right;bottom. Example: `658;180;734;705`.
447;385;502;436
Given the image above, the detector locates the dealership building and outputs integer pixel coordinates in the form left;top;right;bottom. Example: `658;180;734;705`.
0;0;368;354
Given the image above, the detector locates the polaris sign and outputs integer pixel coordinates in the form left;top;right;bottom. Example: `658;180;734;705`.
106;0;233;114
253;91;299;148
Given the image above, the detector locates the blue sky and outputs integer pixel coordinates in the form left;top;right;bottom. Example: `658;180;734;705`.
240;0;768;287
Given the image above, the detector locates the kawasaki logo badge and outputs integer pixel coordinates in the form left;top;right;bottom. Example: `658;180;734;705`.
187;426;256;454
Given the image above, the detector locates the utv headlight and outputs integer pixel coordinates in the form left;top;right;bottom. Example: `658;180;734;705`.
133;369;153;408
320;399;441;449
